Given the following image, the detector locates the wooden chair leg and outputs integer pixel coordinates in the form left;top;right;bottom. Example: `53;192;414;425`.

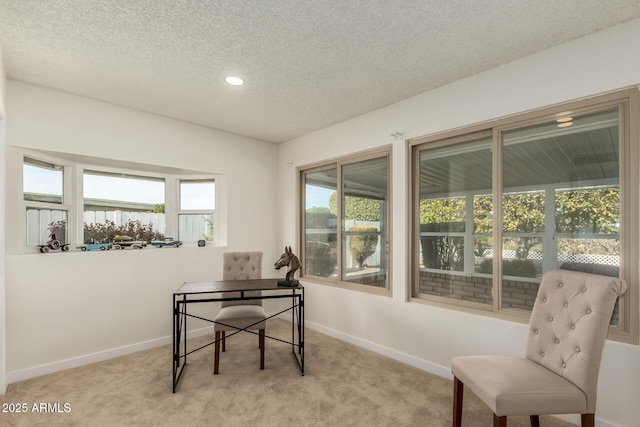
259;328;265;370
530;415;540;427
494;414;507;427
581;414;595;427
452;376;463;427
214;331;221;374
221;331;226;352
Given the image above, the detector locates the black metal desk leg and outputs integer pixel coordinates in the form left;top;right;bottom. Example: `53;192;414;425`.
182;295;187;364
173;295;176;391
172;295;180;392
173;295;187;393
300;288;304;374
291;290;295;353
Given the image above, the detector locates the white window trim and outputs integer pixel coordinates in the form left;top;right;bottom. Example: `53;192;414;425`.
21;152;74;252
176;176;217;244
13;148;224;252
78;164;171;243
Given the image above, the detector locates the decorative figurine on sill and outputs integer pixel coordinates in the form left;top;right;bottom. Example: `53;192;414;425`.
78;238;112;251
111;235;146;249
39;233;70;253
275;246;300;286
149;237;183;248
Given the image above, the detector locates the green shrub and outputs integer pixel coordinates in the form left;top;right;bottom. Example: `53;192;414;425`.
478;259;537;278
47;220;67;244
348;226;378;268
420;236;464;271
305;241;335;277
83;219;164;243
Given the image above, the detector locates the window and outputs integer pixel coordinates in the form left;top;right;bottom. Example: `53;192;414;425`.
18;150;221;251
303;167;338;277
410;89;638;343
23;157;69;246
416;134;493;305
300;149;391;293
83;170;166;244
178;179;215;242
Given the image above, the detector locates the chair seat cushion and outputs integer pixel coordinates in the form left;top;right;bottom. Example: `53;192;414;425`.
451;355;586;416
214;304;267;332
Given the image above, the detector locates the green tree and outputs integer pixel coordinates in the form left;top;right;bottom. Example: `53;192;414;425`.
502;192;545;233
419;197;465;225
348;226;379;268
556;188;619;234
328;192;382;221
328;192;337;215
502;192;545;259
473;195;492;234
420;187;620;262
305;206;336;228
419;197;466;270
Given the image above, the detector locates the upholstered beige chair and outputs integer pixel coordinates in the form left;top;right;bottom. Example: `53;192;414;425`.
451;269;627;427
214;251;266;374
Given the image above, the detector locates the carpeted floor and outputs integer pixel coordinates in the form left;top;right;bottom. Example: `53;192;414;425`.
0;319;573;426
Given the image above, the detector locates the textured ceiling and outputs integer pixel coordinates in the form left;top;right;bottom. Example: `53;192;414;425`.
1;1;639;143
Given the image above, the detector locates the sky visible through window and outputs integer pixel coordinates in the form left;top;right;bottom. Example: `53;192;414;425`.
306;186;333;210
84;174;164;204
180;181;215;210
23;164;62;196
24;166;214;208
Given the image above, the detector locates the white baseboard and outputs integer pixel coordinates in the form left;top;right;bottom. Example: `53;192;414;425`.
3;317;623;427
553;413;618;427
287;315;615;427
6;326;214;385
299;317;452;379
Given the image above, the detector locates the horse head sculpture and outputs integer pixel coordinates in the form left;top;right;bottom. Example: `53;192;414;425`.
275;246;300;282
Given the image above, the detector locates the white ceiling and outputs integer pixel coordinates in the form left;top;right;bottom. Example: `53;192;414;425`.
1;1;639;143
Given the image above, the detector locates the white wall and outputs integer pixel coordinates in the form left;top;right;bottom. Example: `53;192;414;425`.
278;19;640;427
1;43;8;394
4;81;280;382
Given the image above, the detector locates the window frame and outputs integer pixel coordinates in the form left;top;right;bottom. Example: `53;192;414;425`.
22;154;73;248
177;178;216;244
409;88;639;344
298;147;392;296
16;149;221;252
79;165;168;245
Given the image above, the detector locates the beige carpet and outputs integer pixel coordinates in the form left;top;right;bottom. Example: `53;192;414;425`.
1;319;573;426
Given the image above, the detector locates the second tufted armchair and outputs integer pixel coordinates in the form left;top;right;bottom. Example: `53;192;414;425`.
213;251;266;374
451;269;627;427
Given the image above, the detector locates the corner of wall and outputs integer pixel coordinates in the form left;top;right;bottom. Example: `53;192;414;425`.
0;43;6;120
0;41;8;394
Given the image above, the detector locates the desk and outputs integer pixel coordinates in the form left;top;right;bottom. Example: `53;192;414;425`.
172;279;304;392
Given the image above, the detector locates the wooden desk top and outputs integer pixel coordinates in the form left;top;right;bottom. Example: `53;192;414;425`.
175;278;303;295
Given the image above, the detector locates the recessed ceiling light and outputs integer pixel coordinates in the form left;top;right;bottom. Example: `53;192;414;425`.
225;76;244;86
556;117;573;123
557;122;573;128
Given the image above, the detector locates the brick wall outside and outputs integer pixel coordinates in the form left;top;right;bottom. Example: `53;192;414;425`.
347;274;386;288
418;269;620;324
418;270;540;311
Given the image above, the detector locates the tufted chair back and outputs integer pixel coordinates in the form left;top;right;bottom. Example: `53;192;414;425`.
525;269;627;413
221;251;263;307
